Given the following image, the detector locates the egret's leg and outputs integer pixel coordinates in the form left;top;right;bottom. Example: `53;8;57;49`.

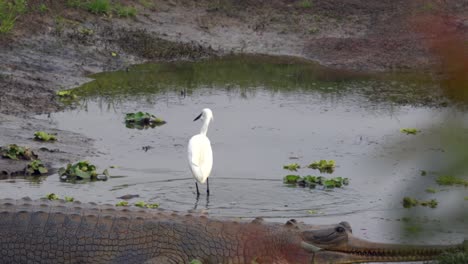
206;178;210;196
195;182;200;196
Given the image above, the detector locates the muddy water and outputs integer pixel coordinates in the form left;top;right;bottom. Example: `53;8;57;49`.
2;56;467;247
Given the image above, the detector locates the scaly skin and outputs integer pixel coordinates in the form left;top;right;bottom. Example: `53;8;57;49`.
0;198;465;264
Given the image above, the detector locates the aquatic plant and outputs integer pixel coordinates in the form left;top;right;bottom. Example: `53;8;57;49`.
64;196;74;202
402;197;438;208
283;174;301;184
189;260;203;264
34;131;57;142
25;160;48;175
425;187;437;193
283;163;300;171
402;197;418;208
45;193;59;200
1;144;37;160
134;201;159;209
284;175;349;189
436;175;468;186
400;128;419;135
420;170;427;176
125;111;166;129
116;201;129;206
56;89;78;104
308;160;335;173
420;199;438;208
58;160;109;181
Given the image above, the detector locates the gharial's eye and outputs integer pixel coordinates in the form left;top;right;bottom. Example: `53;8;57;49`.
335;226;346;233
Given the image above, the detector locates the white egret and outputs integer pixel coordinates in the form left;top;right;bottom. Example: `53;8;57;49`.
188;108;214;196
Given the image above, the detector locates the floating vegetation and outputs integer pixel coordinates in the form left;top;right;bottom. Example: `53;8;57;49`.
134;201;159;209
34;131;57;142
116;201;129;206
25;160;48;175
1;144;37;160
308;160;335;173
189;260;203;264
283;163;300;171
58;161;109;182
284;175;349;189
436;175;468;187
125;111;166;129
283;175;301;184
420;170;427;176
45;193;59;200
425;188;437;193
56;90;78;99
45;193;75;202
465;196;468;201
402;197;438;208
116;200;159;208
400;128;419;135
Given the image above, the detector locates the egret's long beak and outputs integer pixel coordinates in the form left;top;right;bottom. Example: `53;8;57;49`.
193;113;202;121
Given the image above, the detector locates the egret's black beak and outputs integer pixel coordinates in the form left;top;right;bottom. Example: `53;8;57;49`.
193;113;202;121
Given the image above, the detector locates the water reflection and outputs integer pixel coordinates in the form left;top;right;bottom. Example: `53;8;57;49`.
73;55;444;110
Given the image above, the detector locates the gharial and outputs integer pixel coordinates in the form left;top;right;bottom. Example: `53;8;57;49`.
0;198;466;264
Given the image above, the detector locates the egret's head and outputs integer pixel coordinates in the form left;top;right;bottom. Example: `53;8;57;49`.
194;108;214;123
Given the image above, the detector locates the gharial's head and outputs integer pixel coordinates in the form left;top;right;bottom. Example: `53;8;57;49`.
194;108;214;123
281;219;466;264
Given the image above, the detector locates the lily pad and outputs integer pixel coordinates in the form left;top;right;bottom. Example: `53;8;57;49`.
125;112;166;129
308;160;335;173
1;144;37;160
25;160;48;175
58;161;109;182
34;131;57;142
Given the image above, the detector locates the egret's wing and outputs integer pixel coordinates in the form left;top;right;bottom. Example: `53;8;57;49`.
188;135;212;184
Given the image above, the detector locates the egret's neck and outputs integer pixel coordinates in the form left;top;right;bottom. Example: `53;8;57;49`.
199;119;211;136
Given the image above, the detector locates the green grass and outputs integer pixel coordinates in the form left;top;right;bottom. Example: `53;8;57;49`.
38;3;48;13
139;0;155;9
114;4;136;17
298;0;313;8
0;0;28;34
86;0;111;14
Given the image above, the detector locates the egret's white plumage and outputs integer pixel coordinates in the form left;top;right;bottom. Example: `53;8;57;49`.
188;108;213;195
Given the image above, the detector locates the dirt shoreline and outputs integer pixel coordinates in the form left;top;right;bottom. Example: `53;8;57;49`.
0;0;466;175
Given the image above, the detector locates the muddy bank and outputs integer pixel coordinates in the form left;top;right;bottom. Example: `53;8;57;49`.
0;0;466;174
